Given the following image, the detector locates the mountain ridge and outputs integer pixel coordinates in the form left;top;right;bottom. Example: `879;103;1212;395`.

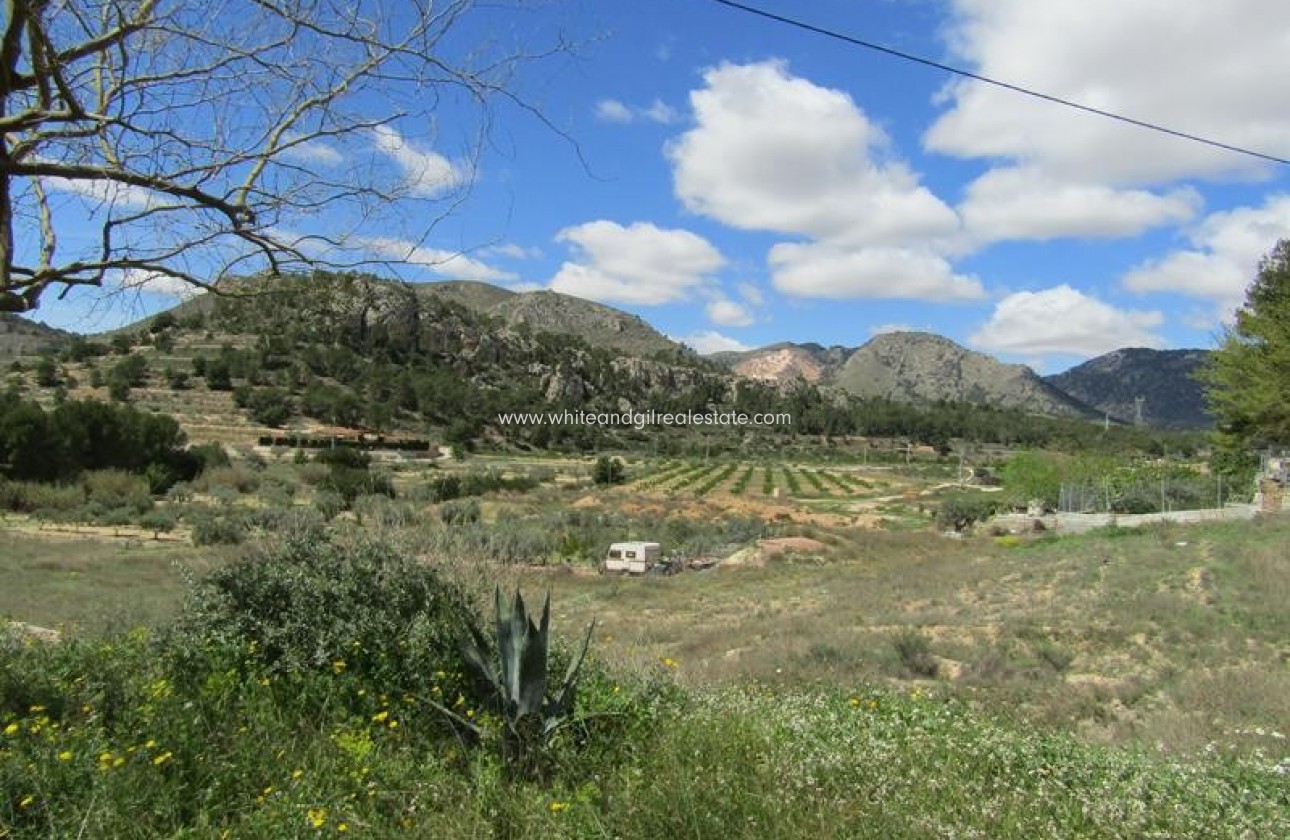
1045;347;1213;429
5;277;1212;429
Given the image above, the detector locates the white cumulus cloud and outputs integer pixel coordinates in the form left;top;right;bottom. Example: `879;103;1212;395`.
111;268;206;298
359;236;516;282
706;297;755;327
594;99;634;123
959;167;1201;245
1123;194;1290;318
769;243;985;301
44;175;161;210
669;60;958;247
926;0;1290;184
371;125;462;196
674;330;751;354
971;285;1164;357
595;98;679;125
280;138;343;166
549;220;725;306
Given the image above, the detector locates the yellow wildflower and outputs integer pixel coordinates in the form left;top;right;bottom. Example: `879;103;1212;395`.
307;807;327;828
292;769;304;780
153;751;173;766
371;710;389;723
3;722;18;735
332;661;347;675
338;823;349;832
549;801;569;813
19;794;35;809
57;750;73;761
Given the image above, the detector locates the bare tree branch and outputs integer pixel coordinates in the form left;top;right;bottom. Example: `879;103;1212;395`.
0;0;579;312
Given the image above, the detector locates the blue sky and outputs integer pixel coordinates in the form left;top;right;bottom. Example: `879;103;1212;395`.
24;0;1290;373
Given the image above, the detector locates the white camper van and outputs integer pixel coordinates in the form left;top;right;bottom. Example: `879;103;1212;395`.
602;541;662;574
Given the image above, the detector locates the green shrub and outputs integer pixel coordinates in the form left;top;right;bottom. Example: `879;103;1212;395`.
313;489;346;521
189;442;231;472
593;455;625;485
82;469;153;515
439;498;481;525
936;494;1002;532
195;464;260;495
892;630;939;678
313;447;371;470
138;508;177;538
168;531;472;693
0;480;84;513
321;466;394;505
189;511;248;546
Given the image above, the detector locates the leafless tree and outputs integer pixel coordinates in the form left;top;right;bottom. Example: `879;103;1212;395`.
0;0;573;312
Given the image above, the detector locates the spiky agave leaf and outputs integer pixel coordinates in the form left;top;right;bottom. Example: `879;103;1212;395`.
544;617;595;736
460;595;498;695
495;585;518;713
515;591;551;718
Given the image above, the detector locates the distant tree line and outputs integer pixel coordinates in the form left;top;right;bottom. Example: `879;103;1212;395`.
0;393;199;490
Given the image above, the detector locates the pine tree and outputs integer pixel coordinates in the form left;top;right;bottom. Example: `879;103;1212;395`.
1200;239;1290;453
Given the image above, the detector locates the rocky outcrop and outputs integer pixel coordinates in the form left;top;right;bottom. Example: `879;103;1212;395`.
834;332;1097;418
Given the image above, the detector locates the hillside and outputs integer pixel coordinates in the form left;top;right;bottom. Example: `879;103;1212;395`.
0;314;69;358
417;281;689;360
835;332;1098;418
1046;348;1213;429
713;333;1100;419
2;274;1205;453
38;272;749;449
708;342;851;384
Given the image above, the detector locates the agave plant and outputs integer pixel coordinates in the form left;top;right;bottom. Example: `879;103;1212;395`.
436;586;593;778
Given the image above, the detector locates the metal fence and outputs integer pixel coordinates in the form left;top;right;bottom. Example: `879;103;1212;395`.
1058;475;1240;515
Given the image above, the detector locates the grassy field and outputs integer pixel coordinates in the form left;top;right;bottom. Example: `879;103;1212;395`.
6;502;1288;763
3;453;1288;838
538;517;1290;762
0;520;230;635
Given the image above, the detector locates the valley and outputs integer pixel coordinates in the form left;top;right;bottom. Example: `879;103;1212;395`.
1;276;1284;839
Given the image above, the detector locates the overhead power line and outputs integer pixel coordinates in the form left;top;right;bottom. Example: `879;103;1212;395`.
703;0;1290;167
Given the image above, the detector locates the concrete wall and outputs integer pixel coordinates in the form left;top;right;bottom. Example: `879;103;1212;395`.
991;504;1260;535
1053;505;1258;534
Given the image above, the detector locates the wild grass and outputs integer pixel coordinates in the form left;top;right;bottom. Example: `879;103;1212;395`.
546;516;1290;763
4;477;1289;838
3;634;1283;839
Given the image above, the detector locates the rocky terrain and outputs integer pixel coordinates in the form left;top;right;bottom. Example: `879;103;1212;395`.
419;281;689;360
0;313;68;358
1045;347;1212;429
713;332;1101;420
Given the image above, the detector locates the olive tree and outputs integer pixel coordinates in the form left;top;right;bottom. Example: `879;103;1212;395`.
0;0;571;311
